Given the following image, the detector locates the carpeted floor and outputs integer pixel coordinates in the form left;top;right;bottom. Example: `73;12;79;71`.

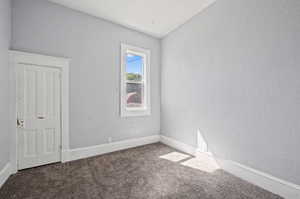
0;143;283;199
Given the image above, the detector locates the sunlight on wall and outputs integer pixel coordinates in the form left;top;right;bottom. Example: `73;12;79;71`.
197;129;208;153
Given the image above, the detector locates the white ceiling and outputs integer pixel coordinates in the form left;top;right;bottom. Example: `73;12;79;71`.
48;0;217;38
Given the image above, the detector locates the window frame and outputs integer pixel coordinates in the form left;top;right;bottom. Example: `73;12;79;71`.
120;43;151;117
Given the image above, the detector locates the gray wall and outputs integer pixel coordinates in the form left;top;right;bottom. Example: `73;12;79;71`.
0;0;11;170
11;0;161;149
161;0;300;185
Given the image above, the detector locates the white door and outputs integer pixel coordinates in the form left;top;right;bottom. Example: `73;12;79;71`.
17;64;61;170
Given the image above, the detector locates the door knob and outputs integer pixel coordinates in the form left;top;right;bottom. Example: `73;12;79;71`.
17;119;24;128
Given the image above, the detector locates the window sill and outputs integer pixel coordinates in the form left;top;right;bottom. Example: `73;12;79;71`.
120;109;151;117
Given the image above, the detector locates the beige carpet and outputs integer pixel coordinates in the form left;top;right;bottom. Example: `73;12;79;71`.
0;143;283;199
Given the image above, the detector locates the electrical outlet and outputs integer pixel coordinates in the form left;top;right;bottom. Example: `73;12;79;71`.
108;137;112;143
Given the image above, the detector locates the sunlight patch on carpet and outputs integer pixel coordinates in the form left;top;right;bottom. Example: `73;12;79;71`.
181;153;220;173
159;152;190;162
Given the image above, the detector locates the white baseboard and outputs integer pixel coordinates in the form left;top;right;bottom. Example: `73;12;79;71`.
160;135;198;156
218;159;300;199
61;150;70;163
160;135;300;199
0;163;12;189
66;135;160;162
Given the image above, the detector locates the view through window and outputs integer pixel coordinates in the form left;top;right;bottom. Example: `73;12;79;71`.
126;53;144;108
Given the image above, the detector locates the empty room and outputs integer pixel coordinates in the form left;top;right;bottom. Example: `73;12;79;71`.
0;0;299;198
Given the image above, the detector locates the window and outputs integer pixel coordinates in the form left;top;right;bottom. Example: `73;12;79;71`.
120;44;150;117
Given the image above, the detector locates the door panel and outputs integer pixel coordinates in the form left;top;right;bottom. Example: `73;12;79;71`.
17;64;61;170
44;128;55;153
24;129;38;157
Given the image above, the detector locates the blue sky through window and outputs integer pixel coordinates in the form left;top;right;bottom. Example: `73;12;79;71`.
126;53;143;74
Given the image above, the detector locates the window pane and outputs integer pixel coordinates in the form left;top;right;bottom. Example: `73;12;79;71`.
126;83;144;108
126;53;143;81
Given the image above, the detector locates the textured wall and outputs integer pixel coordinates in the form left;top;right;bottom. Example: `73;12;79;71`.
11;0;161;149
162;0;300;185
0;0;11;170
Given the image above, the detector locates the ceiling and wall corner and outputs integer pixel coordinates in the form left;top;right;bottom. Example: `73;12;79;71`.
47;0;217;38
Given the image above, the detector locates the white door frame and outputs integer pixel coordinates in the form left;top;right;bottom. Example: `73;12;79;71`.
9;50;70;173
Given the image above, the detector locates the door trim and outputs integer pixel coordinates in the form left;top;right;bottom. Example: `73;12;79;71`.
9;50;70;173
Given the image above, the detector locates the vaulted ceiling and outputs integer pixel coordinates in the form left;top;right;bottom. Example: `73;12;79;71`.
48;0;217;38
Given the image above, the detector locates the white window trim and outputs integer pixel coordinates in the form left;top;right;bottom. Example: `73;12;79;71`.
120;43;151;117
